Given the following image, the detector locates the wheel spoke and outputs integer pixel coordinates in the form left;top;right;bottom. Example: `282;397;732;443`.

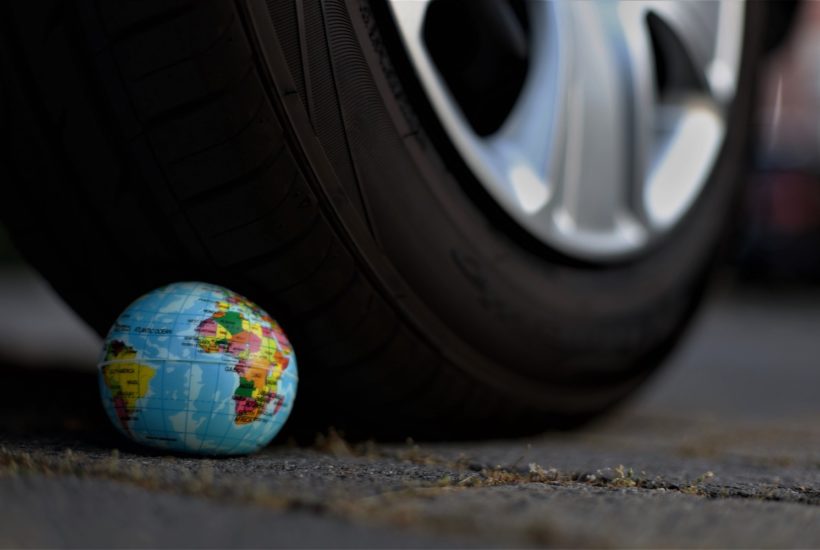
641;1;742;102
543;2;656;251
642;1;718;79
485;1;562;215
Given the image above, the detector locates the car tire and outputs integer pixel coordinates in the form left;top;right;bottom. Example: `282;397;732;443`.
0;0;766;439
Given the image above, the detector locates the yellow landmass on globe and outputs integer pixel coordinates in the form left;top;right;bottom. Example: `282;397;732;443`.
100;341;156;434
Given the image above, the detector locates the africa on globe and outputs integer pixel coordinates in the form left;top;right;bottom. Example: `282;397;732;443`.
97;282;297;455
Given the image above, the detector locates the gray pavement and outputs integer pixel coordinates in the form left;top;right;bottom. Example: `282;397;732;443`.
1;268;819;547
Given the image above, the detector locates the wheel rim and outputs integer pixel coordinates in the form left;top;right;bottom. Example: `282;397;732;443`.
386;0;746;261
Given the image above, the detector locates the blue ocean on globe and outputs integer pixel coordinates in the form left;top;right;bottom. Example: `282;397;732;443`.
97;282;298;455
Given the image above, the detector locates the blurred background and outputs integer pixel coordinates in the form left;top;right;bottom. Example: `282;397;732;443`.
1;1;819;427
735;0;820;282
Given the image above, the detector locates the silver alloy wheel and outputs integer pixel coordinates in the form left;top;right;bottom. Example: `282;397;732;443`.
386;0;746;261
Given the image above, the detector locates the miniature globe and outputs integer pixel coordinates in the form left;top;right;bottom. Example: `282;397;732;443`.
97;282;297;455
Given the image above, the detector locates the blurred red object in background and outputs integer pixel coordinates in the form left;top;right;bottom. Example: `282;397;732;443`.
736;1;820;283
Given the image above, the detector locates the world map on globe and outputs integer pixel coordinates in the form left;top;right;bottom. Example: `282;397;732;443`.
97;282;297;455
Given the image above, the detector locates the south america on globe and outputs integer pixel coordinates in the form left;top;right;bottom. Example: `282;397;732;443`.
97;282;297;455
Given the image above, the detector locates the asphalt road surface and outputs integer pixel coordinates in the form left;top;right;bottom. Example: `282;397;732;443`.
1;267;819;548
